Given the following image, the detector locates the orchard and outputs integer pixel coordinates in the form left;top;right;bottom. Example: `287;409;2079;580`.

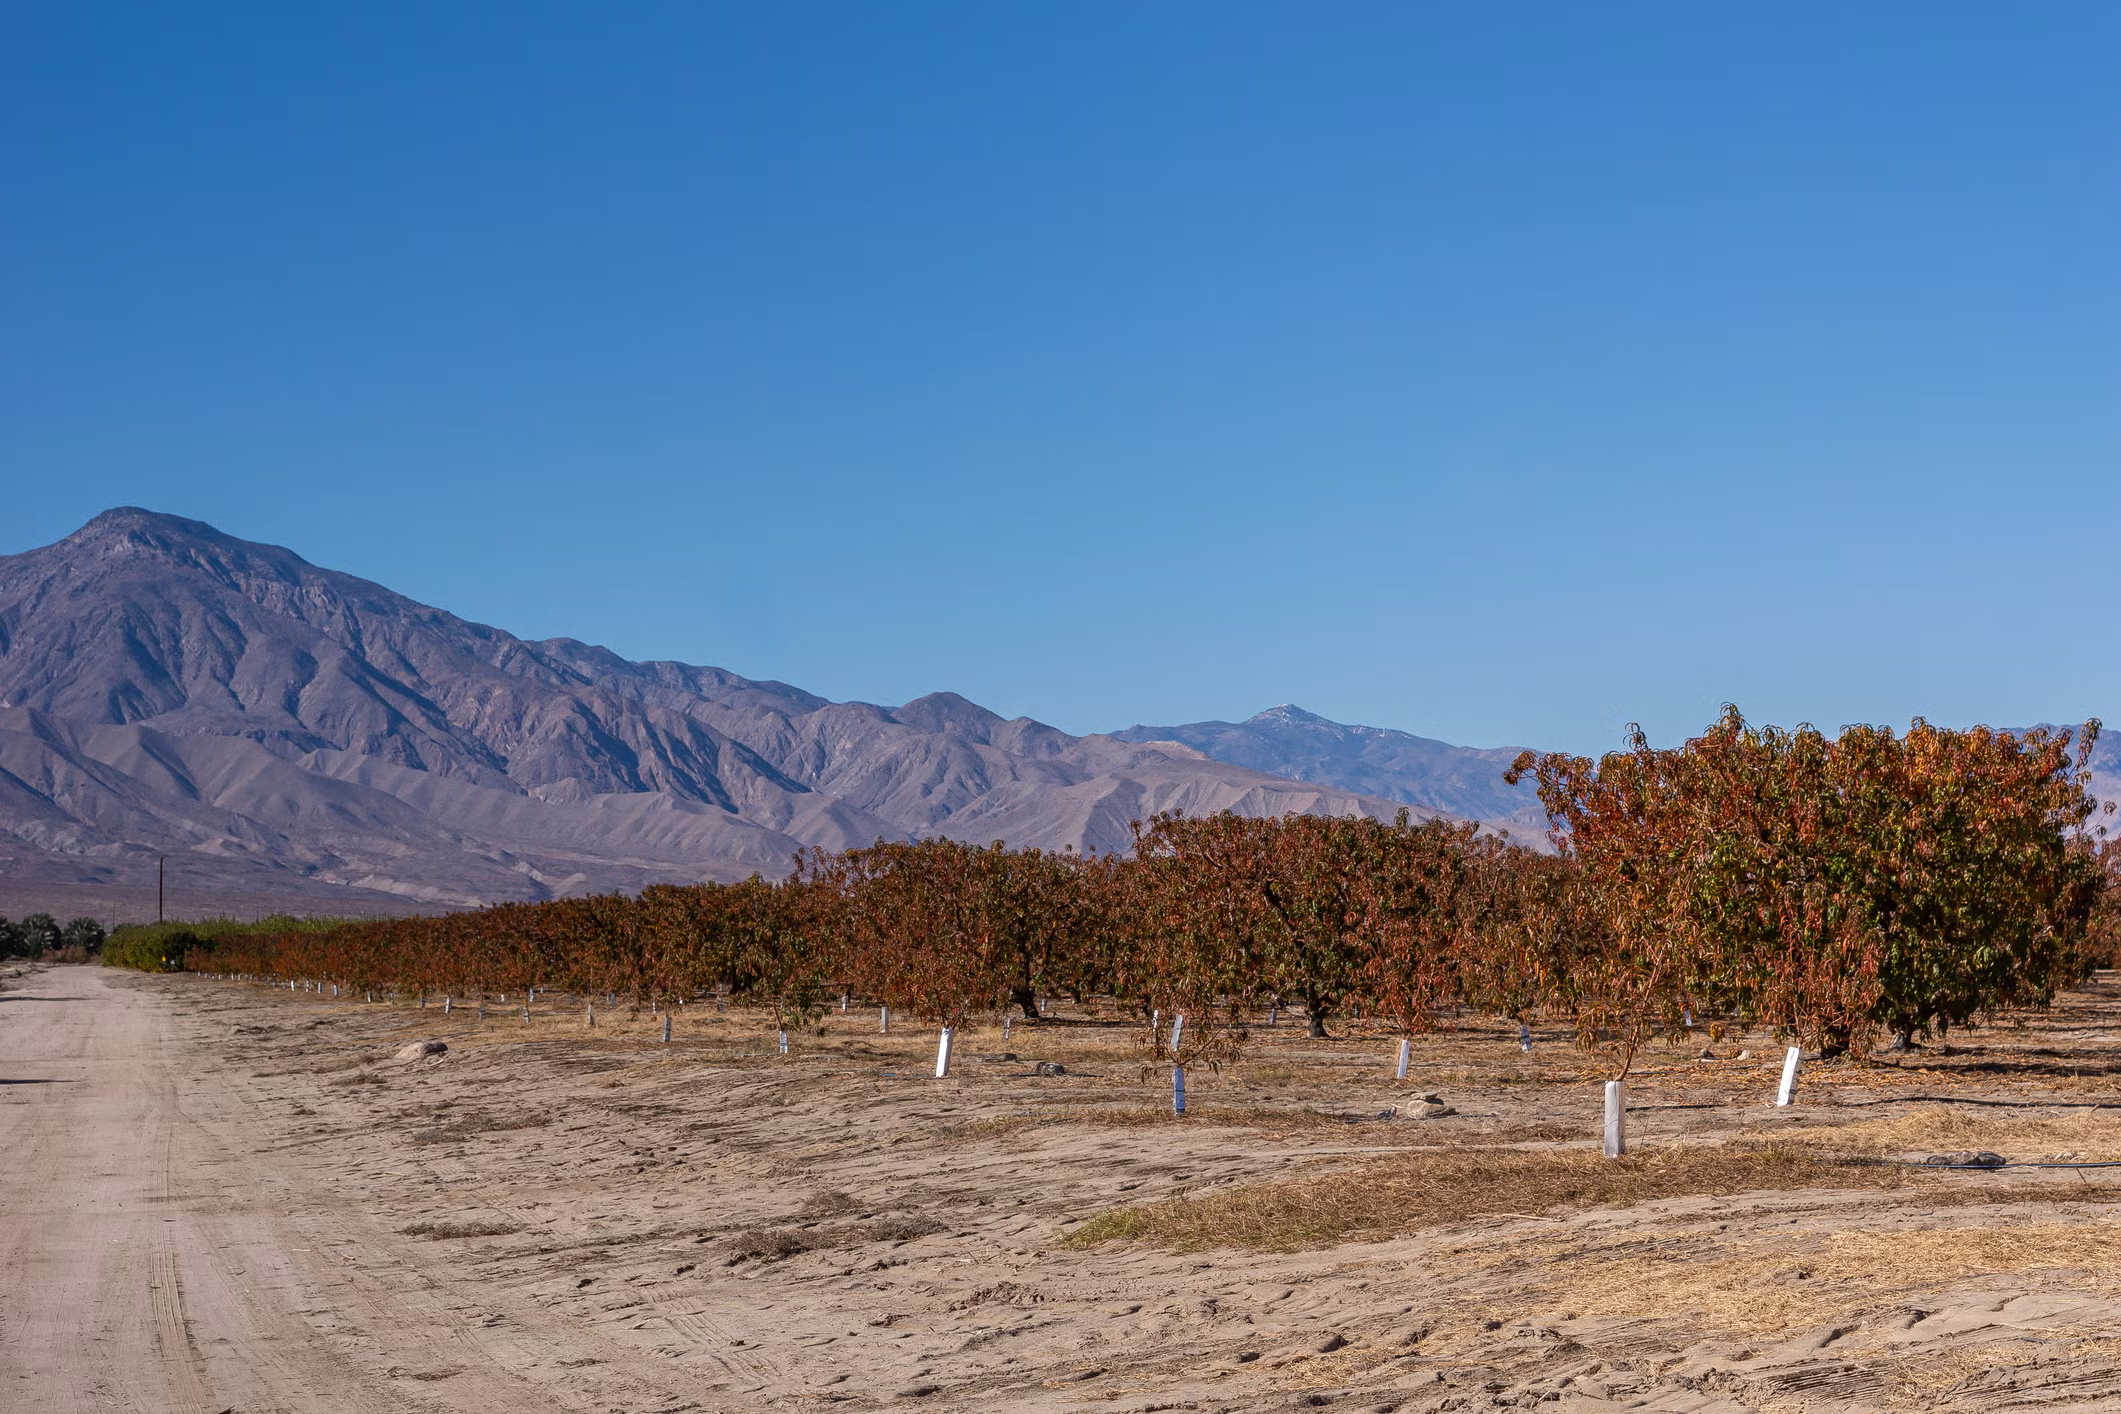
145;712;2121;1085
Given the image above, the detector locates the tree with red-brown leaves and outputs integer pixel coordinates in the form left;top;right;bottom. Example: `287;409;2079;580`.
721;869;842;1036
1509;707;2110;1068
1451;840;1588;1034
817;839;999;1029
1131;810;1469;1041
1357;814;1484;1042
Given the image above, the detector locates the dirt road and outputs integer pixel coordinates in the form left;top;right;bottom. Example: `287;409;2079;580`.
0;965;706;1412
3;965;1345;1413
12;965;2121;1413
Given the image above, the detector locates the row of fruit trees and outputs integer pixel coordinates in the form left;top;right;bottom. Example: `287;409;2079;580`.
177;711;2121;1078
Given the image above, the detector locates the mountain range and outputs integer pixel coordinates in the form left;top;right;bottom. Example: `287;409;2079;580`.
1116;705;1546;838
0;509;1541;922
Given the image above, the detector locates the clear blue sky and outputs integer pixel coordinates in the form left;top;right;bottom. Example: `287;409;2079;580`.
5;4;2118;755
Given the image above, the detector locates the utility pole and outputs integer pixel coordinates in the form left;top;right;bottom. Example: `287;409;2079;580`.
158;856;165;924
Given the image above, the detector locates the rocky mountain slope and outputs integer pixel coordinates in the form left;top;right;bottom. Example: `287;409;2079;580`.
1116;704;1548;841
0;510;1490;920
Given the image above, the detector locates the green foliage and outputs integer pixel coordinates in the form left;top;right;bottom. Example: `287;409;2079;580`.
103;915;357;972
103;924;205;971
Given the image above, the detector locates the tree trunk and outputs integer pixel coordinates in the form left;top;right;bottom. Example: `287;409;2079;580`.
1305;993;1330;1040
1010;984;1039;1019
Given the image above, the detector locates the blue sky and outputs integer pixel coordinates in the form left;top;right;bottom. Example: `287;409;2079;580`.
4;4;2118;755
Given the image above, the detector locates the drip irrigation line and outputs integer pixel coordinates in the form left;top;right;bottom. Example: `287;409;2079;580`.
1820;1156;2121;1170
1837;1095;2121;1110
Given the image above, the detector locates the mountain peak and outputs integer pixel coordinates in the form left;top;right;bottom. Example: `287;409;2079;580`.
44;507;316;580
1247;704;1333;727
78;505;210;533
892;691;1010;739
1117;705;1549;833
66;506;238;546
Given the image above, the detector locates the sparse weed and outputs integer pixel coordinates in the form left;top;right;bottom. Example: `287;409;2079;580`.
1063;1143;1965;1251
398;1219;522;1239
723;1214;944;1264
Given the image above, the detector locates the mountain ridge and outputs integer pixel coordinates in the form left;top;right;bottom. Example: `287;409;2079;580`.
0;509;1516;922
1115;704;1550;839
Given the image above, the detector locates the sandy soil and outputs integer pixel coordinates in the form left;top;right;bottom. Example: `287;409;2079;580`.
8;965;2121;1413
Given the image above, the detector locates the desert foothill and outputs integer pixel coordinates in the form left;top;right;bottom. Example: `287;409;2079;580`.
10;6;2121;1413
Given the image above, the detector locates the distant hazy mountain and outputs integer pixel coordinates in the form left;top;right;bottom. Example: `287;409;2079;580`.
0;510;1467;921
1117;705;2121;849
1115;705;1549;840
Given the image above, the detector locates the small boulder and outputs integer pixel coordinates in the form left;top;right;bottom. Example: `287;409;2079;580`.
1922;1150;2008;1169
1033;1060;1067;1076
395;1039;448;1061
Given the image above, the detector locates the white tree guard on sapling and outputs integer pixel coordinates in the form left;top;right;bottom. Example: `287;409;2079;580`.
1776;1046;1802;1106
1603;1080;1627;1157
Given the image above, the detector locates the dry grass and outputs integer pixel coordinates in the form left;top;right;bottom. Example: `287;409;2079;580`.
1878;1338;2066;1409
407;1111;547;1146
1065;1143;1949;1251
1541;1217;2121;1336
1487;1121;1597;1143
944;1102;1403;1142
723;1214;945;1264
796;1189;863;1218
1813;1102;2121;1162
1824;1222;2121;1285
398;1219;522;1239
